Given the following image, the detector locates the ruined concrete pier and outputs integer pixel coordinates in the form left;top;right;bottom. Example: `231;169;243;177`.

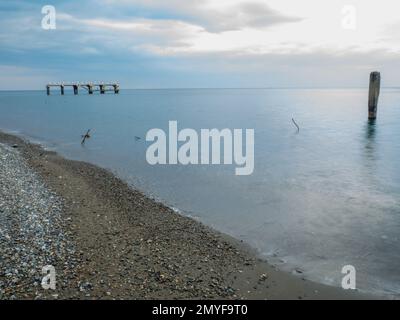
46;82;120;95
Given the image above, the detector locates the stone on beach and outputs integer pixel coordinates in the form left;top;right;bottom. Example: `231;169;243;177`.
0;143;77;300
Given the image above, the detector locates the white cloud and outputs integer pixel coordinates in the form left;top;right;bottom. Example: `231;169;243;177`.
100;0;302;32
2;0;400;58
55;0;400;57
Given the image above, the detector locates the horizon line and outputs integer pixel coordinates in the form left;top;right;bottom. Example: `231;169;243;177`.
1;86;400;92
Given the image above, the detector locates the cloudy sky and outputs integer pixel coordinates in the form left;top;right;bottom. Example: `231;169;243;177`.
1;0;400;89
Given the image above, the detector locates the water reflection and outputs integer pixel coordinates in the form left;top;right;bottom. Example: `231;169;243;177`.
364;119;377;162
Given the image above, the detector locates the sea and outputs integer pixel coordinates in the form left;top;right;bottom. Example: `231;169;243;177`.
1;88;399;297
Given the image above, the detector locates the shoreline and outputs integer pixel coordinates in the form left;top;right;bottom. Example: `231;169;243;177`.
0;131;376;299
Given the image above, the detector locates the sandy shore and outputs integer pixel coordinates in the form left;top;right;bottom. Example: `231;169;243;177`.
0;131;376;300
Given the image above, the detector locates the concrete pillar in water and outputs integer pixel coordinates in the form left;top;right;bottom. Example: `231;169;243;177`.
88;85;93;94
113;84;120;94
46;86;50;95
100;85;105;94
60;85;65;95
368;71;381;120
73;85;78;95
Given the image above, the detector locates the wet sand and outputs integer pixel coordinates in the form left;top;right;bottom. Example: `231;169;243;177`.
0;131;376;299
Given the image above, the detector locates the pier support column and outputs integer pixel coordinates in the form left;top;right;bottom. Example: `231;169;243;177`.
100;85;105;94
73;85;78;95
368;71;381;120
88;85;93;94
113;84;120;94
60;85;65;95
46;86;50;95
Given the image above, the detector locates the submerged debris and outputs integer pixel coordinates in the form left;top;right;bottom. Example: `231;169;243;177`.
81;129;91;145
292;118;300;132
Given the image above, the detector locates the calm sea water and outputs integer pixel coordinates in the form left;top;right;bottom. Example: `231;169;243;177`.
1;88;399;296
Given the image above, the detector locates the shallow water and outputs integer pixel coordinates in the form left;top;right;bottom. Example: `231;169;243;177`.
1;88;399;296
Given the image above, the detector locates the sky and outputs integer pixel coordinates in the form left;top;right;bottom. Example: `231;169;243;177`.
0;0;400;89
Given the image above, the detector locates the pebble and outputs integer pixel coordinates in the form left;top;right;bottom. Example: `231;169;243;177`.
0;143;77;300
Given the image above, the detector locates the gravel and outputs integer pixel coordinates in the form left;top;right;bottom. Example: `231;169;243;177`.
0;143;77;299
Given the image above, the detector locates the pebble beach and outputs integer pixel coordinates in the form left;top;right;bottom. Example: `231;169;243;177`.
0;143;78;299
0;131;373;300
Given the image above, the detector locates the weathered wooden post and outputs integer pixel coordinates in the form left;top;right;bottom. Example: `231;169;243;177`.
46;85;50;95
73;85;78;95
368;71;381;120
60;85;65;95
100;85;105;94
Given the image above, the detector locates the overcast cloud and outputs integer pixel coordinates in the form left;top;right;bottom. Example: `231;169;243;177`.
0;0;399;89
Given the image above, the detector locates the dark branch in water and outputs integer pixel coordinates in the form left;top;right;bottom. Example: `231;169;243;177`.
292;118;300;132
81;129;91;145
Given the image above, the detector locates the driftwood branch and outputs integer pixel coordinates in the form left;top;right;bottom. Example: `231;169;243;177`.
81;129;91;145
292;118;300;132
